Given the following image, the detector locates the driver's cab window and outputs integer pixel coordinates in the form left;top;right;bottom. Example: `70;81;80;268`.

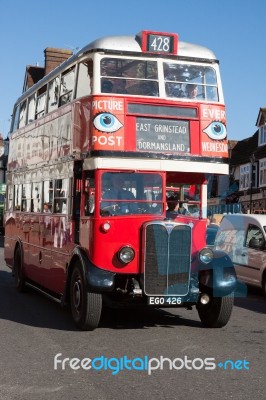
100;172;163;216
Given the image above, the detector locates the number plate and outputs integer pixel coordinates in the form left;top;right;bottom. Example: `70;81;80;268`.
148;296;182;305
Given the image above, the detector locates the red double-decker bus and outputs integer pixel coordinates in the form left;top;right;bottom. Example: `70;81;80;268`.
4;30;236;330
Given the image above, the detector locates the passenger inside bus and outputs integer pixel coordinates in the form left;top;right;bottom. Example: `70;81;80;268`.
101;80;113;93
166;196;180;218
113;79;128;94
185;84;198;99
166;196;191;218
140;81;158;96
43;202;51;213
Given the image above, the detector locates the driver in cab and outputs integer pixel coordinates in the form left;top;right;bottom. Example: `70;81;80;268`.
101;174;136;215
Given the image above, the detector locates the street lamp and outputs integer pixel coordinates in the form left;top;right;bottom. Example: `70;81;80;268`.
249;154;256;214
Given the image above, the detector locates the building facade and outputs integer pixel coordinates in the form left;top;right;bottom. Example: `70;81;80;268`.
229;108;266;214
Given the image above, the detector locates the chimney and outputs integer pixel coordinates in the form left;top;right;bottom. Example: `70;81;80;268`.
44;48;73;76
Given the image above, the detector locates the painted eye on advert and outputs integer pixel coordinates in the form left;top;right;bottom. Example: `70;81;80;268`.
93;112;123;133
203;121;227;140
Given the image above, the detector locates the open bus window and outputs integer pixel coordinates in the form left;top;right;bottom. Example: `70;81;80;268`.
76;60;93;98
53;179;68;214
32;182;42;212
43;180;53;212
14;184;22;211
59;67;75;106
21;184;31;212
7;187;12;212
11;105;20;132
27;94;36;123
48;76;60;112
18;100;27;128
100;172;163;216
35;86;47;119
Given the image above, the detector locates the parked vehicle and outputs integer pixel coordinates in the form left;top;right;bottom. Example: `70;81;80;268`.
214;214;266;295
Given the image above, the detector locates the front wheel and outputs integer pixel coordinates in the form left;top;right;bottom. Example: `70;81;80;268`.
70;263;102;331
197;295;234;328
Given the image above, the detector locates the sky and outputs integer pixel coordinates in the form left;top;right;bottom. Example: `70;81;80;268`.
0;0;265;141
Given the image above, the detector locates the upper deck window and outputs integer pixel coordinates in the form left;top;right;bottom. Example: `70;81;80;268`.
76;60;93;98
11;105;20;132
48;76;60;113
100;57;159;97
59;67;75;106
18;101;27;128
163;63;218;101
35;86;47;119
27;94;36;123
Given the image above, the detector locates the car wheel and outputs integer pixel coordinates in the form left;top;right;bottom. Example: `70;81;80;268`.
14;247;26;292
197;295;234;328
70;262;102;331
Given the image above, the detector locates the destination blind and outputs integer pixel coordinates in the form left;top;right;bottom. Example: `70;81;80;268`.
136;117;190;153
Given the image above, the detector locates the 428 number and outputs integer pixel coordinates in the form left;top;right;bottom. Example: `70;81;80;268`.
150;36;171;52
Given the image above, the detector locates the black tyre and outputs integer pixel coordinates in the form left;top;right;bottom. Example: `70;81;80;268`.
70;263;102;331
14;247;26;292
197;295;234;328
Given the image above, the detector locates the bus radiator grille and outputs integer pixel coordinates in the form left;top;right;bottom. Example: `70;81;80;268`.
143;223;191;296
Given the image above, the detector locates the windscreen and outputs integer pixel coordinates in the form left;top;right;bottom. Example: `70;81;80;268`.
100;172;163;216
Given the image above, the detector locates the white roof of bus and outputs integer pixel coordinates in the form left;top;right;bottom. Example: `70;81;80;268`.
76;34;217;60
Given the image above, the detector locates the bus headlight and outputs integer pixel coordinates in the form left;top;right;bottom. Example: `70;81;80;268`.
199;248;213;264
117;246;135;264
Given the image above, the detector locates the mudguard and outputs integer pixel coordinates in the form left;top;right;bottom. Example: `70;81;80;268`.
70;247;116;292
198;249;237;297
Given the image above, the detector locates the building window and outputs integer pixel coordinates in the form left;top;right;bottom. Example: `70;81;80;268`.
239;164;250;190
259;125;266;146
259;159;266;186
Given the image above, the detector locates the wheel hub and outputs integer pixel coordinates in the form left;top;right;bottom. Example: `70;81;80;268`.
73;280;81;310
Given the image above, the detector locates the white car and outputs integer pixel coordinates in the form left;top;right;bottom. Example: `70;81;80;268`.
214;214;266;295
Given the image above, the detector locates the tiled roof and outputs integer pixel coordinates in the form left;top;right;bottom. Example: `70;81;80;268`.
230;130;261;166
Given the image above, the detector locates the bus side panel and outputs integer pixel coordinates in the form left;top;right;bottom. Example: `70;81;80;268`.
48;215;73;294
4;213;17;268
